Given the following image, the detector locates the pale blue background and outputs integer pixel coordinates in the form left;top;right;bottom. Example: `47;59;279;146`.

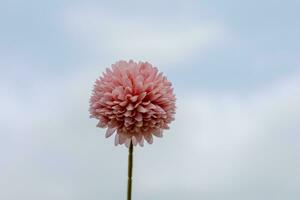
1;0;300;199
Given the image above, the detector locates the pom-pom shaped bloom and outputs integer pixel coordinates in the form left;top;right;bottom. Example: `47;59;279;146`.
89;60;176;147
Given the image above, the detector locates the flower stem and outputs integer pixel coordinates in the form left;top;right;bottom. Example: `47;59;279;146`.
127;140;133;200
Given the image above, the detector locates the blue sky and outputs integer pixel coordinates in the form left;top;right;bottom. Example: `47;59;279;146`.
1;0;300;200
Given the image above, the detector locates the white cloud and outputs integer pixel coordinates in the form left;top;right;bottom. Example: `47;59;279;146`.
62;5;228;66
1;58;299;199
134;72;300;199
1;2;300;199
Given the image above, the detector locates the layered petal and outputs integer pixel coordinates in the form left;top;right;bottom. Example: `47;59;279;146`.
89;60;176;146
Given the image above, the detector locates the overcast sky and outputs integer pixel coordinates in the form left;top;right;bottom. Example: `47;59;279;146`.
1;0;300;200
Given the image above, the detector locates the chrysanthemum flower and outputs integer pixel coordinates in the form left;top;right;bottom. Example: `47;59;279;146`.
89;60;176;146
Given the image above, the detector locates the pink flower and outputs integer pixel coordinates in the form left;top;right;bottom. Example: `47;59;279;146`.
89;60;176;147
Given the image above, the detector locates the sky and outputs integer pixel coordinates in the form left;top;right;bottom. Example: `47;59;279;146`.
0;0;300;199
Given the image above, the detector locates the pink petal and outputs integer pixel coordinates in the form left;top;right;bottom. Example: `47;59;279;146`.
125;139;131;147
114;134;119;146
144;134;153;144
105;127;116;138
139;137;144;147
153;129;163;137
97;121;106;128
130;95;138;102
126;103;134;111
134;113;143;122
119;134;127;144
137;105;148;113
132;137;138;146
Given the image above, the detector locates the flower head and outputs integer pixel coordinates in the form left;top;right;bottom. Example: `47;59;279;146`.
89;60;176;147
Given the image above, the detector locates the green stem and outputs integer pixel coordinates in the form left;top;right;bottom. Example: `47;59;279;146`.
127;140;133;200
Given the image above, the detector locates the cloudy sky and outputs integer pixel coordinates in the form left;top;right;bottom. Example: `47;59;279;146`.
1;0;300;199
